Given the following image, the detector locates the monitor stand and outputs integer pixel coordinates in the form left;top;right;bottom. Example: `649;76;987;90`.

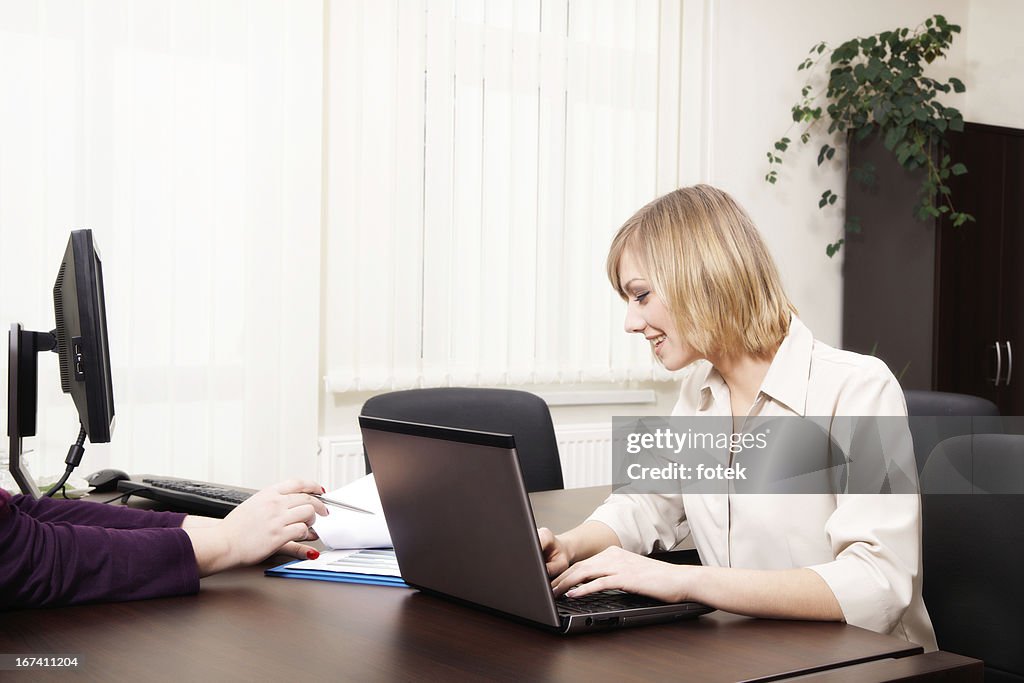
7;322;57;498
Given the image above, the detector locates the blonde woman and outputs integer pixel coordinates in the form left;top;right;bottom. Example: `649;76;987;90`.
539;185;936;649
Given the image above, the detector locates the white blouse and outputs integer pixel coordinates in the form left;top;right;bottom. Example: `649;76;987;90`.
587;315;937;650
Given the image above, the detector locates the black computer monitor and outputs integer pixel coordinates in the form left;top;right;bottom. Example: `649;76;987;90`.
7;229;115;498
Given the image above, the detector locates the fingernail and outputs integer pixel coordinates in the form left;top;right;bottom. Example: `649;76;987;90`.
306;549;320;561
566;589;577;598
321;486;326;493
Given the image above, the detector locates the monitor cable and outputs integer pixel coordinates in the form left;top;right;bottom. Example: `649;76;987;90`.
42;425;87;498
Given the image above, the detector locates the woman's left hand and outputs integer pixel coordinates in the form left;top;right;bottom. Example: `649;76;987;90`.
551;546;693;604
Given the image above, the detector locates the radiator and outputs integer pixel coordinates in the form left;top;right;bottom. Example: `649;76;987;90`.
319;423;613;490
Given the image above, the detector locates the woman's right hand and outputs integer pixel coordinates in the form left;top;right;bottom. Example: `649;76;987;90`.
184;479;329;576
538;527;572;577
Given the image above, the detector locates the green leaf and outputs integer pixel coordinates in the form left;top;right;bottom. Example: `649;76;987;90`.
845;216;862;234
949;77;965;93
826;239;845;258
817;144;831;166
951;163;967;176
851;163;876;187
883;126;904;150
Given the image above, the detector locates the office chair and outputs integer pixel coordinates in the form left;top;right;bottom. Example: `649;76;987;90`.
920;433;1024;682
903;390;1001;474
360;388;564;492
903;390;999;418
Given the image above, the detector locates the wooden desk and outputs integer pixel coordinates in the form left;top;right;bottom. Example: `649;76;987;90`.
0;487;949;682
786;651;983;681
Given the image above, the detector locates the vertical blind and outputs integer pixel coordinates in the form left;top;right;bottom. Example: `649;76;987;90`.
0;0;322;487
323;0;685;392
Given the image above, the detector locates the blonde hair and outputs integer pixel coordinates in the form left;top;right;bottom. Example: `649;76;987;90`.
606;184;795;358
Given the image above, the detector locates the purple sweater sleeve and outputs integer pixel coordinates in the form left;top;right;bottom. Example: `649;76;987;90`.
1;490;200;609
10;494;188;529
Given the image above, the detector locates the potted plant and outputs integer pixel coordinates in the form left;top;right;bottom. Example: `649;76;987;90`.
766;14;973;256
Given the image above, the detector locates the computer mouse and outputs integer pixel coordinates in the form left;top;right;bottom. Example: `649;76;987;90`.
85;468;131;493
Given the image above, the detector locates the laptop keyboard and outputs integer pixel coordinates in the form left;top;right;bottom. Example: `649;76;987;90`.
556;589;666;615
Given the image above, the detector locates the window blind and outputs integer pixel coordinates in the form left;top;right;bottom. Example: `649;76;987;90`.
323;0;685;392
0;0;323;487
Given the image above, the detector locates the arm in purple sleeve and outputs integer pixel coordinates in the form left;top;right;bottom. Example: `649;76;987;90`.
1;492;200;609
11;494;187;530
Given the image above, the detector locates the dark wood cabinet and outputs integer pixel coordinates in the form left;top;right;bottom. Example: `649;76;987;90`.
844;122;1024;414
935;123;1024;414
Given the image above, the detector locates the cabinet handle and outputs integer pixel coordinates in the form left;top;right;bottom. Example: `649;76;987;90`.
1006;341;1013;387
993;342;1003;387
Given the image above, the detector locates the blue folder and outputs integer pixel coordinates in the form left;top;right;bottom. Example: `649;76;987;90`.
265;560;409;588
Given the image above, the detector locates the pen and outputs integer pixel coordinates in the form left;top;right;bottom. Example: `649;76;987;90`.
312;493;375;515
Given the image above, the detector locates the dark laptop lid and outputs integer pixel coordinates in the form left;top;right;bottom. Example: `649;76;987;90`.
358;415;562;628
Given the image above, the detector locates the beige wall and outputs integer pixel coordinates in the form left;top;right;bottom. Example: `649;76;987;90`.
962;0;1024;128
705;0;967;349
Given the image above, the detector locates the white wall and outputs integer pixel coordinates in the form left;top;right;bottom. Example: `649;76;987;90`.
705;0;967;348
962;0;1024;128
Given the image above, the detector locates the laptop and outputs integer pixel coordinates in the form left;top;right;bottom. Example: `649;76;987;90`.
358;415;713;634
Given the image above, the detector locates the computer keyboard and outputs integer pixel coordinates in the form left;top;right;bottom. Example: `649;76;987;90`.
116;477;254;517
556;589;666;615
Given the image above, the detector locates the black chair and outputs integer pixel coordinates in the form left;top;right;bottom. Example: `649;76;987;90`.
360;388;564;492
903;390;1001;474
903;390;999;418
920;433;1024;681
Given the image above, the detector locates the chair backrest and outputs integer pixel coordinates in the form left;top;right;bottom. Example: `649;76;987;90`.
903;390;999;418
921;434;1024;681
903;390;1001;473
905;393;1023;678
360;388;564;492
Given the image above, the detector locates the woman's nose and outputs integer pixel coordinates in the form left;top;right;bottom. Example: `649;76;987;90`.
623;306;645;334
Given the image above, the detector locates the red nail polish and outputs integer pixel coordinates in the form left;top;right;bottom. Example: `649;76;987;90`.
306;549;320;561
321;486;326;494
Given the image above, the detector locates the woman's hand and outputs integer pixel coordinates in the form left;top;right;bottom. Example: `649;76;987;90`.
184;479;329;576
537;527;572;577
550;546;692;604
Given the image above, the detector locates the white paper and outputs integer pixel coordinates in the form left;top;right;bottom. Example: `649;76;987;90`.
311;474;392;549
288;548;401;577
